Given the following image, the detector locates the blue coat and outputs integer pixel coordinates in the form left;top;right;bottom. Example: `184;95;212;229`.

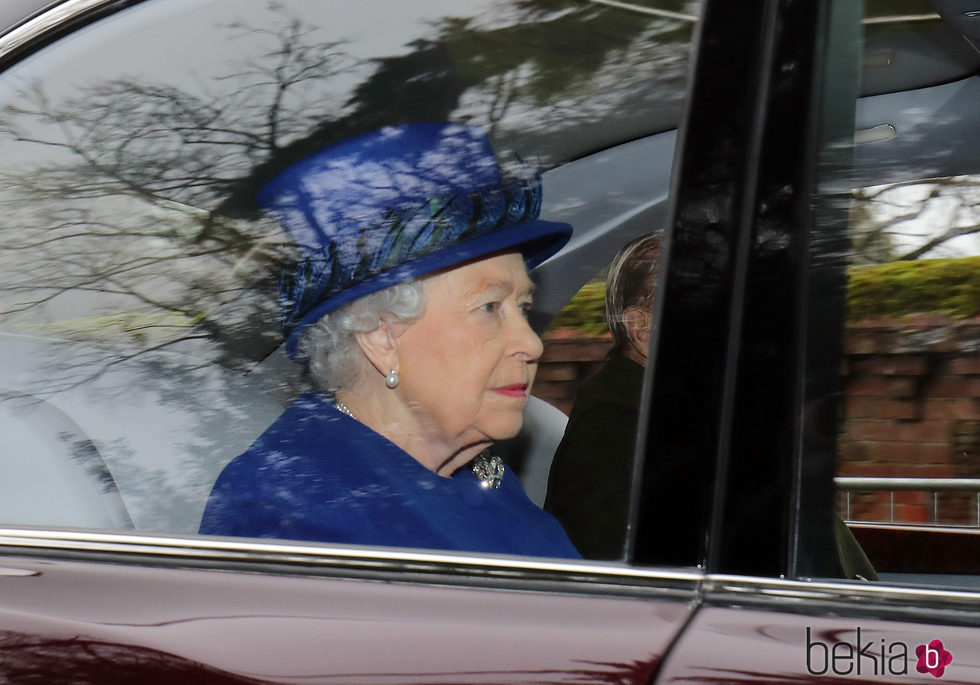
200;393;580;559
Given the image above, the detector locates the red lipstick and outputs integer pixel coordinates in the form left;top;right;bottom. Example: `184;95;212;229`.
493;384;528;398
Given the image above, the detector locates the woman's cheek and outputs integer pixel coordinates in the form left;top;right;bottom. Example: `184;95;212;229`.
456;316;498;348
477;317;503;344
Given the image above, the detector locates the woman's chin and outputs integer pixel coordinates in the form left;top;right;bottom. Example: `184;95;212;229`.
482;413;525;442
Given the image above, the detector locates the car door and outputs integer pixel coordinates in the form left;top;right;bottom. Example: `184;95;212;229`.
649;0;980;682
0;1;710;683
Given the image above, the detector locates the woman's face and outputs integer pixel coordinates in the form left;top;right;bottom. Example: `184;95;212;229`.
395;251;543;453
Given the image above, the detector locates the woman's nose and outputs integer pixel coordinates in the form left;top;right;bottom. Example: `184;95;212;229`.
511;309;544;361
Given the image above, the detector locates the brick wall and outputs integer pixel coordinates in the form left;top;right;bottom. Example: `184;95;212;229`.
534;333;613;415
537;320;980;526
838;319;980;525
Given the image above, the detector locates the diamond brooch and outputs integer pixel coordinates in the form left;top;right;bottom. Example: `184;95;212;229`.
471;451;504;489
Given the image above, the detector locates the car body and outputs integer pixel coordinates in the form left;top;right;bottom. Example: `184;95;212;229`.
0;0;978;683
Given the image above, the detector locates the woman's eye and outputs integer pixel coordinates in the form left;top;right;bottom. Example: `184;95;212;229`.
519;302;533;318
480;301;500;314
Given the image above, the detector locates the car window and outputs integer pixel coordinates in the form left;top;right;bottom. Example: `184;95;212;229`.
803;0;980;589
0;0;703;563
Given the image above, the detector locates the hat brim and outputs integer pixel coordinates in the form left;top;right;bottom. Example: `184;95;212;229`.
285;218;572;360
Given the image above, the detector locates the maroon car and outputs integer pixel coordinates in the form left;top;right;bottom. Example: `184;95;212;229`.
0;0;978;682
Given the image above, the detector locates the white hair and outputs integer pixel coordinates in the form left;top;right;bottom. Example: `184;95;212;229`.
299;280;427;391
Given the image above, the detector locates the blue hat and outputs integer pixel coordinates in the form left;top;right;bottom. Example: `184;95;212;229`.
259;122;573;360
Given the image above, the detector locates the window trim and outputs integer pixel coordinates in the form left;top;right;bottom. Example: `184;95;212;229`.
0;0;138;70
0;526;704;596
702;573;980;625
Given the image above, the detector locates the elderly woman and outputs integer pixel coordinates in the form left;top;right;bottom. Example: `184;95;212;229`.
200;123;579;559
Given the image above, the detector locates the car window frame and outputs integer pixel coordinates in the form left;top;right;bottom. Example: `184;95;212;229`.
0;0;710;599
644;0;980;620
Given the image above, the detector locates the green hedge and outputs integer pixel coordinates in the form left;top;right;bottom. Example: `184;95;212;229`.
846;256;980;322
549;257;980;334
548;282;609;335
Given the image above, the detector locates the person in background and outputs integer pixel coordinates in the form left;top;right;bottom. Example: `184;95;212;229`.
545;232;877;579
545;233;662;559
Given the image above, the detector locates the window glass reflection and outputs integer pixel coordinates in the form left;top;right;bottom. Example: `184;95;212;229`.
0;0;700;556
808;0;980;586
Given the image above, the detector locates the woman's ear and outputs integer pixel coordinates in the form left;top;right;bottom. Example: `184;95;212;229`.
354;321;400;378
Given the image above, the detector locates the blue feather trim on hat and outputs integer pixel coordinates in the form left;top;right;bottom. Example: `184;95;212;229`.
278;171;543;335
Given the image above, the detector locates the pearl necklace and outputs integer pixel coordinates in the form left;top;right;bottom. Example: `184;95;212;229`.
334;400;356;420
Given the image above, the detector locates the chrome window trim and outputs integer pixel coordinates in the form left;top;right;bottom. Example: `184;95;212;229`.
7;529;978;608
702;573;980;619
848;522;980;534
0;527;703;588
0;0;127;58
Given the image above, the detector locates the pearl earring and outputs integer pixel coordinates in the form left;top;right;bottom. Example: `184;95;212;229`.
385;369;399;389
